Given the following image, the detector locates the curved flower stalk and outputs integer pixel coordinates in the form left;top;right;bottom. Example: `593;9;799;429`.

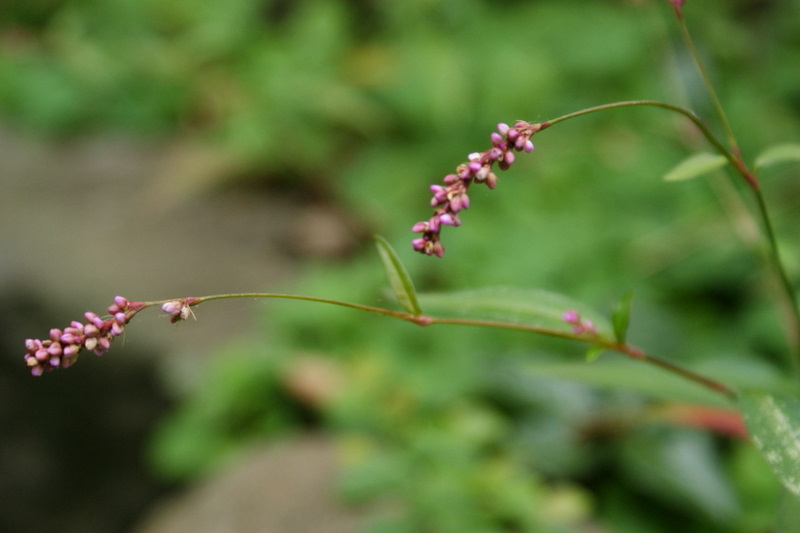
20;288;737;401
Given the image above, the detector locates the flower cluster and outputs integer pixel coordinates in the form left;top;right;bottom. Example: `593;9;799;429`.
562;309;598;336
23;296;144;376
412;120;540;257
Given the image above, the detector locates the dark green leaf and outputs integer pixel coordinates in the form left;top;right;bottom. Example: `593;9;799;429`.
612;291;634;344
664;152;728;182
739;391;800;498
619;428;740;523
374;235;422;315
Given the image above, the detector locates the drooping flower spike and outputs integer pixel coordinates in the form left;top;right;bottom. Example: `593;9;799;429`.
23;296;199;375
412;121;540;257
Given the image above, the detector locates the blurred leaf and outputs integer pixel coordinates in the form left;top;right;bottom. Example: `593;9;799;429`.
777;489;800;533
754;144;800;171
417;287;610;334
620;428;740;523
525;359;729;406
739;391;800;498
664;152;728;182
611;291;633;344
584;346;605;362
375;236;422;315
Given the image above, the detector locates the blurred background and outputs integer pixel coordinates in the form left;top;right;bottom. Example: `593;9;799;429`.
1;0;800;531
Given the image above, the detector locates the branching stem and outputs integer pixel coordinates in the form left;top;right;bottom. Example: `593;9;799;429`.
144;292;738;400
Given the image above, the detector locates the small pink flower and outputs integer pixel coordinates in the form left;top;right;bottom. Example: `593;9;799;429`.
562;309;598;336
411;120;541;256
23;296;143;376
161;298;196;323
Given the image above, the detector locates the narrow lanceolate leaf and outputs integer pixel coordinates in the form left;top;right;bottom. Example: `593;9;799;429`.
417;287;610;335
611;291;634;344
739;391;800;498
754;144;800;171
374;236;422;316
664;152;728;182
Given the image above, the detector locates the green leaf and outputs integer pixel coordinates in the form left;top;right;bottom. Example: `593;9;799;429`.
620;428;740;523
777;489;800;533
374;235;422;316
584;346;605;362
525;359;729;406
664;152;728;182
739;391;800;498
754;144;800;171
417;287;610;335
611;291;634;344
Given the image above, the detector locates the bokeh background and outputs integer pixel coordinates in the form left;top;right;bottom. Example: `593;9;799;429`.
2;0;800;531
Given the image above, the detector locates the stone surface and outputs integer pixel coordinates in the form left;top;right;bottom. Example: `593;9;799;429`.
0;124;363;533
134;437;366;533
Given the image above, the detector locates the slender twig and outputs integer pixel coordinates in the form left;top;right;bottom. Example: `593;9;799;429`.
169;292;737;400
540;100;800;371
674;12;739;154
671;8;800;368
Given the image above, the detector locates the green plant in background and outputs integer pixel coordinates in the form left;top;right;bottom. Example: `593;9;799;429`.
12;0;800;531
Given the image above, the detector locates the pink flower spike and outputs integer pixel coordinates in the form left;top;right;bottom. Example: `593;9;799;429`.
497;123;510;135
412;238;426;251
562;310;580;324
412;221;428;233
523;140;534;153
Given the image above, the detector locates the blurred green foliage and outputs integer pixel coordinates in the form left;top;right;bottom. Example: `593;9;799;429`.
4;0;800;531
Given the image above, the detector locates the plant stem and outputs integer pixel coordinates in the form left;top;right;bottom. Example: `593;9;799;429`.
675;12;740;154
158;292;737;400
541;100;744;180
541;100;800;371
428;316;737;400
752;191;800;367
673;9;800;367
